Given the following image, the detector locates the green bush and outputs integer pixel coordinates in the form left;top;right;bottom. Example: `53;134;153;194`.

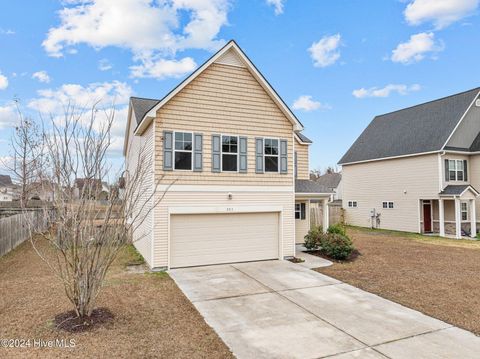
327;223;346;236
303;225;323;250
319;233;354;260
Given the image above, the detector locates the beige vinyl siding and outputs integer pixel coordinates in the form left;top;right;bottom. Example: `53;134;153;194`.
295;137;309;180
170;212;279;268
153;63;294;186
126;120;154;266
295;200;310;243
153;190;294;268
342;153;440;233
468;154;480;221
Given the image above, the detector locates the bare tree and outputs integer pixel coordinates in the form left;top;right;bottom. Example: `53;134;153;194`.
310;165;339;180
3;102;43;204
24;103;169;323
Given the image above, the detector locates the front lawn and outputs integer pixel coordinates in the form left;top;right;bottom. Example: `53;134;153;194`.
0;238;233;358
317;226;480;335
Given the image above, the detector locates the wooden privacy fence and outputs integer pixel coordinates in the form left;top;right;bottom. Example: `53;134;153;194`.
0;210;49;257
310;203;343;229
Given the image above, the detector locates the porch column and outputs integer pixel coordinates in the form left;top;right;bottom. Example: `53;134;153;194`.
470;199;476;238
439;199;445;237
323;198;329;233
454;197;462;239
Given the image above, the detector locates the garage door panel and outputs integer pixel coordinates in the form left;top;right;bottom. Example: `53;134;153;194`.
170;212;279;268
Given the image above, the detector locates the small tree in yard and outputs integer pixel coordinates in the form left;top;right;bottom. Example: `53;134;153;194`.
23;103;168;328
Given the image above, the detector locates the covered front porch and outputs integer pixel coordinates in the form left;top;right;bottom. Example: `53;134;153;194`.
295;179;333;244
420;185;479;239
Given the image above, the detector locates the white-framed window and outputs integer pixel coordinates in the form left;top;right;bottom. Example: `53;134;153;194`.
221;135;238;172
264;138;279;172
174;132;193;170
448;159;465;181
295;203;306;220
461;202;468;221
348;200;358;208
382;201;394;209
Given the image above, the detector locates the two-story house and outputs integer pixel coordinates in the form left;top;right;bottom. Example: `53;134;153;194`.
124;40;332;270
339;87;480;239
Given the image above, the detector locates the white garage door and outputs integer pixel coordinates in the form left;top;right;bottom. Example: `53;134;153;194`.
170;212;280;268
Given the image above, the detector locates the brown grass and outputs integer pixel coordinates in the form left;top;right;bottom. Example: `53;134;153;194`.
0;238;233;358
317;227;480;335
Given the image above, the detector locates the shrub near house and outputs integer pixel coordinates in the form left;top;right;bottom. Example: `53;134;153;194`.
304;224;355;260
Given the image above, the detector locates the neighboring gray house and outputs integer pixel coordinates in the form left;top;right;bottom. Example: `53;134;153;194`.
314;173;342;200
340;87;480;239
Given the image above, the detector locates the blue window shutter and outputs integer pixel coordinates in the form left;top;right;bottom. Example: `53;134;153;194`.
255;138;264;173
239;136;248;173
193;133;203;172
280;139;288;174
163;131;173;171
445;159;449;182
294;151;298;178
212;134;221;172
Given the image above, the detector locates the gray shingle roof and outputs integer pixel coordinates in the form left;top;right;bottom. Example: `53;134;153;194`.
295;179;333;194
339;88;480;164
0;175;13;187
314;173;341;189
295;131;312;143
130;97;159;125
440;185;479;196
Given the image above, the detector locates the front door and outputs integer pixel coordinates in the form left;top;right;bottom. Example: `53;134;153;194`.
423;202;432;233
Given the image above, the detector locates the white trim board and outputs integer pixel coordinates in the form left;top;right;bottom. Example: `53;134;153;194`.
156;184;294;192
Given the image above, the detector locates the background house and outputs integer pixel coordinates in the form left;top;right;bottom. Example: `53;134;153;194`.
312;172;342;200
340;87;480;239
73;178;110;200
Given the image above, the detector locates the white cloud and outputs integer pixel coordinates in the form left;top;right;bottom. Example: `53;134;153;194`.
266;0;284;15
353;84;421;98
292;95;331;111
308;34;342;68
42;0;230;79
130;57;197;80
0;28;15;35
0;102;17;129
391;32;444;64
0;72;8;90
28;81;132;115
405;0;479;29
98;58;112;71
32;70;51;83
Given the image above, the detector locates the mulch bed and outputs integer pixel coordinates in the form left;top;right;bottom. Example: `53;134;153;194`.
308;249;361;263
0;238;233;358
55;308;114;333
316;227;480;336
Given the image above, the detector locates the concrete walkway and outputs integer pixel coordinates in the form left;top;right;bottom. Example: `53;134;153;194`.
170;260;480;359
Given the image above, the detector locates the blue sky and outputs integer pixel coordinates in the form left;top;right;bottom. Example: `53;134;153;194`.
0;0;479;177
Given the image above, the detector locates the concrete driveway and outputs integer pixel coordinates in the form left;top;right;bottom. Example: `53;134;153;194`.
170;260;480;359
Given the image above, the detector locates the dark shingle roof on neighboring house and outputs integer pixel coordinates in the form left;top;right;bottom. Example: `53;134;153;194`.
295;131;312;143
130;97;159;125
295;179;333;194
0;175;13;187
339;88;480;165
314;173;341;189
440;185;479;196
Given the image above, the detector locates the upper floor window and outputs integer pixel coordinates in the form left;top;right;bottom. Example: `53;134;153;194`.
448;159;465;181
348;200;358;208
174;132;192;170
264;138;279;172
222;135;238;172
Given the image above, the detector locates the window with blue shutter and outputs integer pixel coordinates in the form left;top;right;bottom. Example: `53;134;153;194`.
239;136;248;173
193;133;203;172
163;131;173;171
212;134;221;172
